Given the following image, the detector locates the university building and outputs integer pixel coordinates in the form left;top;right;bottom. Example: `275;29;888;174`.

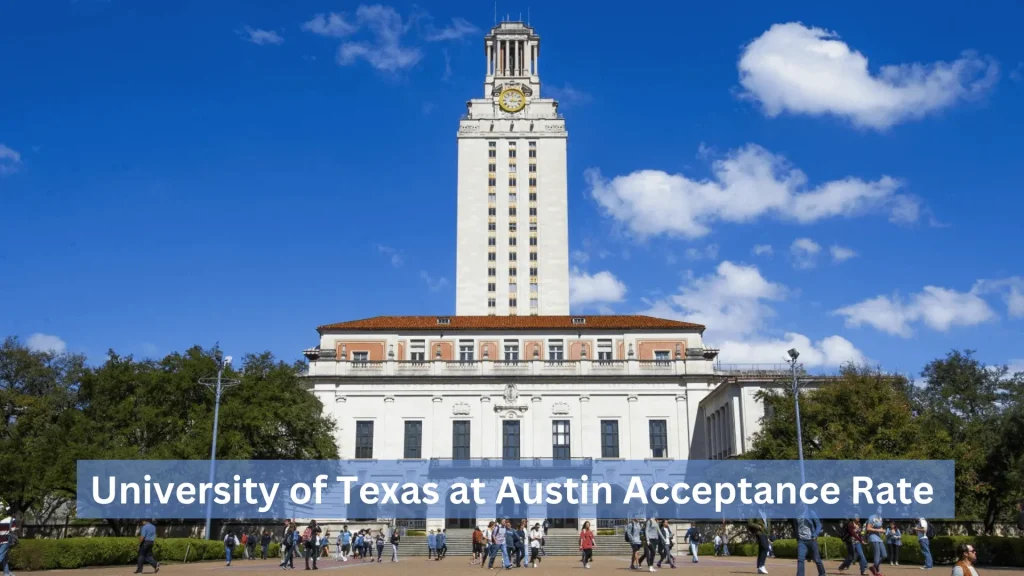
302;21;804;531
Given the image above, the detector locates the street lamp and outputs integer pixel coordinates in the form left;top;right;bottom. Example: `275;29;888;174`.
199;351;240;540
786;348;806;485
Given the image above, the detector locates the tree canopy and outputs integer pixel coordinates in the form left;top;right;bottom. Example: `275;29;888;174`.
745;353;1024;533
0;337;338;523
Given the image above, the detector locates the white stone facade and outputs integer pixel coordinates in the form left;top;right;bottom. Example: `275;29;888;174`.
456;22;569;316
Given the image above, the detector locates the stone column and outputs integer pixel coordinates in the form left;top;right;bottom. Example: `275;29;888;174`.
478;396;492;458
486;41;492;75
383;396;395;458
626;395;638;458
675;395;688;460
578;396;591;458
431;397;443;458
532;396;544;457
504;39;509;76
334;396;347;458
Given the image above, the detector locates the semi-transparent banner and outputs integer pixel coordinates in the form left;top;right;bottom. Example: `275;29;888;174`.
77;459;954;520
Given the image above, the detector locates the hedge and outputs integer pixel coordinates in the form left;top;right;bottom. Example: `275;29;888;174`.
699;536;1024;567
9;537;281;571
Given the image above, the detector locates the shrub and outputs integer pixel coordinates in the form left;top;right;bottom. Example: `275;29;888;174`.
9;537;280;571
697;536;1024;567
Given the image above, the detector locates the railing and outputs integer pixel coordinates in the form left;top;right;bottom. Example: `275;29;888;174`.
715;363;791;376
305;357;719;378
428;457;593;470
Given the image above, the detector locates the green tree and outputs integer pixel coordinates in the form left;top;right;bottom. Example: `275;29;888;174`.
0;337;89;520
745;364;942;461
916;351;1024;532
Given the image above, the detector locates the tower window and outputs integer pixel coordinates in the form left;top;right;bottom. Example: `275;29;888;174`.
529;207;537;216
488;252;496;261
529;177;537;186
488;237;496;246
529;165;536;173
509;252;517;261
488;283;496;292
508;177;517;186
529;267;537;276
488;163;496;172
488;267;496;276
529;193;536;201
529;237;537;246
488;177;496;186
509;237;517;246
508;193;516;202
488;222;496;231
488;298;496;307
488;207;496;216
509;267;517;276
509;298;517;307
508;149;517;158
529;252;538;261
509;222;517;232
489;141;497;148
489;150;496;158
509;207;516;216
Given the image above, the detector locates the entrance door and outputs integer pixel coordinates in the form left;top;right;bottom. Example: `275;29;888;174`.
500;420;527;524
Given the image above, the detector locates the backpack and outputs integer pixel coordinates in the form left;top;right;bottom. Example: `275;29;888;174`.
692;529;702;544
302;527;312;541
925;523;935;539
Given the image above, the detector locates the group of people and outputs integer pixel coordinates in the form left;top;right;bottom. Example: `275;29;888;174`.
471;519;547;569
219;529;274;564
334;526;391;562
277;520;402;570
624;516;684;571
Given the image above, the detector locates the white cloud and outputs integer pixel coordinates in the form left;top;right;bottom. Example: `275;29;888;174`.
420;271;449;292
545;84;593;107
377;244;404;267
241;26;283;45
302;13;359;37
571;250;590;264
640;261;863;367
834;285;996;337
790;238;821;269
569;268;627;306
973;277;1024;318
717;333;865;367
26;333;67;354
685;244;719;261
752;244;773;256
738;22;999;130
0;144;22;175
336;6;422;72
425;17;478;41
587;144;917;239
1008;359;1024;375
830;245;857;263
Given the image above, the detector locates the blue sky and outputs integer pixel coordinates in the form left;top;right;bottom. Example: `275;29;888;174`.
1;0;1022;375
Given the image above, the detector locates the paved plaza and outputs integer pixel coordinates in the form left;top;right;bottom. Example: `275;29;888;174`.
30;557;1024;576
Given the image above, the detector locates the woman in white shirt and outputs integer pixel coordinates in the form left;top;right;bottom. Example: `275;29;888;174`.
529;523;544;568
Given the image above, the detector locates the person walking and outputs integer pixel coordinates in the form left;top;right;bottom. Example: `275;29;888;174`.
133;519;160;574
838;518;868;576
746;517;770;575
626;516;644;570
579;520;595;569
952;543;979;576
644;516;661;573
389;526;401;562
793;506;826;576
303;520;322;570
866;514;887;576
340;525;352;561
261;530;272;560
658;520;676;568
914;518;934;570
375;531;385;562
885;523;901;567
279;523;296;569
684;523;700;563
472;526;484;564
512;521;527;566
438;528;449;560
223;531;239;567
481;521;496;569
428;529;437;560
0;516;18;576
529;523;543;568
713;533;722;557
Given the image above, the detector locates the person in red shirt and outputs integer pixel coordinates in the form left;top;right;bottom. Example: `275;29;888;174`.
579;521;595;569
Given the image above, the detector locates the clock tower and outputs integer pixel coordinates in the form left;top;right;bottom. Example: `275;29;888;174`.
455;21;569;317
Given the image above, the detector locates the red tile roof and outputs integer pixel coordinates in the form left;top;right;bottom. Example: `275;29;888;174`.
318;315;704;333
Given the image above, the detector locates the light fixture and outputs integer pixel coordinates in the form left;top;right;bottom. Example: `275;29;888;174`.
787;348;799;360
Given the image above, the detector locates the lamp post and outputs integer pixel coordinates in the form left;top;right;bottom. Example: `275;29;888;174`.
786;348;806;485
199;351;240;540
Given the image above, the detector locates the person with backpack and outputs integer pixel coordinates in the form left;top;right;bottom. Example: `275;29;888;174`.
838;518;868;575
279;522;296;569
626;515;643;569
914;518;934;570
224;531;239;567
303;520;322;570
0;515;16;576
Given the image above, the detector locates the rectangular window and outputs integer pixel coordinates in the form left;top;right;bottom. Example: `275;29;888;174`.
489;141;497;148
352;351;368;363
508;177;517;186
489;193;496;202
509;222;517;232
509;283;517;292
504;342;519;361
488;267;496;276
529;192;537;201
509;298;517;307
509;252;517;261
488;207;496;216
488;252;496;261
355;421;374;459
459;342;474;362
488;298;496;307
530;282;538;292
488;163;496;172
548;341;564;361
530;267;538;276
529;177;537;186
509;193;517;203
552;420;570;459
489;150;496;158
601;420;620;458
508;149;517;158
509;237;517;246
529;252;538;261
488;283;496;292
529;207;538;216
598;339;613;361
509;163;516;173
488;237;496;246
410;340;425;362
529;223;537;232
529;164;536;173
649;420;668;458
509;267;517;276
503;420;521;460
488;177;496;186
654;350;671;363
509;207;516;216
453;420;471;460
529;237;537;246
530;298;538;308
404;421;422;459
488;222;496;231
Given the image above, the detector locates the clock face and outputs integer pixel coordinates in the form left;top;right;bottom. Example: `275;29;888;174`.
499;88;526;112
